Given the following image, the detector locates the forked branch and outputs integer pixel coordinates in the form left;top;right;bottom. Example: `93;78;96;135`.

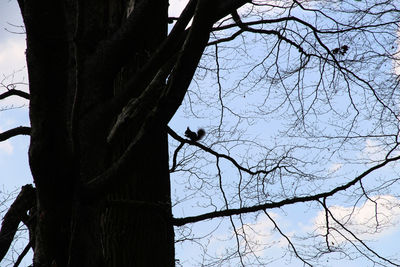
0;185;36;263
173;154;400;226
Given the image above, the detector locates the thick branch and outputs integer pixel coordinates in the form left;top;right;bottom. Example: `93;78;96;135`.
110;0;250;115
87;13;212;194
108;0;215;145
109;0;197;113
81;0;194;112
0;185;36;263
84;0;253;197
107;55;177;143
172;154;400;226
158;0;214;123
0;127;30;142
0;90;30;100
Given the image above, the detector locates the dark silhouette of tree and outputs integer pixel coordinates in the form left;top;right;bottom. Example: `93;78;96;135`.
0;0;400;266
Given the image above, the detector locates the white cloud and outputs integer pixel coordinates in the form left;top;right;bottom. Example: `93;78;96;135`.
328;163;342;174
205;213;286;259
313;195;400;244
0;38;26;74
234;213;289;256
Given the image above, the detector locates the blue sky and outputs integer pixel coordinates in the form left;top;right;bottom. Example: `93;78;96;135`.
0;1;30;189
1;1;400;266
0;1;31;266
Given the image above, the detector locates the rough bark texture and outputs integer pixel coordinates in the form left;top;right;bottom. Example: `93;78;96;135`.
20;0;172;266
14;0;249;266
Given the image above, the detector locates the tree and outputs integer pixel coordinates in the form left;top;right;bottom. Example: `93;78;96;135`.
0;0;400;266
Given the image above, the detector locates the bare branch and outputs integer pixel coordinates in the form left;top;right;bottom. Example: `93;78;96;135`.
0;185;36;263
0;90;29;101
167;126;282;176
173;154;400;226
13;241;31;267
170;142;184;172
0;127;30;142
264;211;312;266
324;201;400;266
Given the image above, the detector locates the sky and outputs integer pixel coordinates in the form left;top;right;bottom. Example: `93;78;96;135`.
1;1;400;267
0;0;30;187
0;1;32;266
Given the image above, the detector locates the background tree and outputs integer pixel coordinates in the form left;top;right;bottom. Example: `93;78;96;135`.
0;0;400;266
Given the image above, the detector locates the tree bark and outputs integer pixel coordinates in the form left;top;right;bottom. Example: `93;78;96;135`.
20;0;172;266
16;0;250;265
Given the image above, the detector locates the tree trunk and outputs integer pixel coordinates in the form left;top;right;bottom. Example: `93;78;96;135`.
21;0;173;266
